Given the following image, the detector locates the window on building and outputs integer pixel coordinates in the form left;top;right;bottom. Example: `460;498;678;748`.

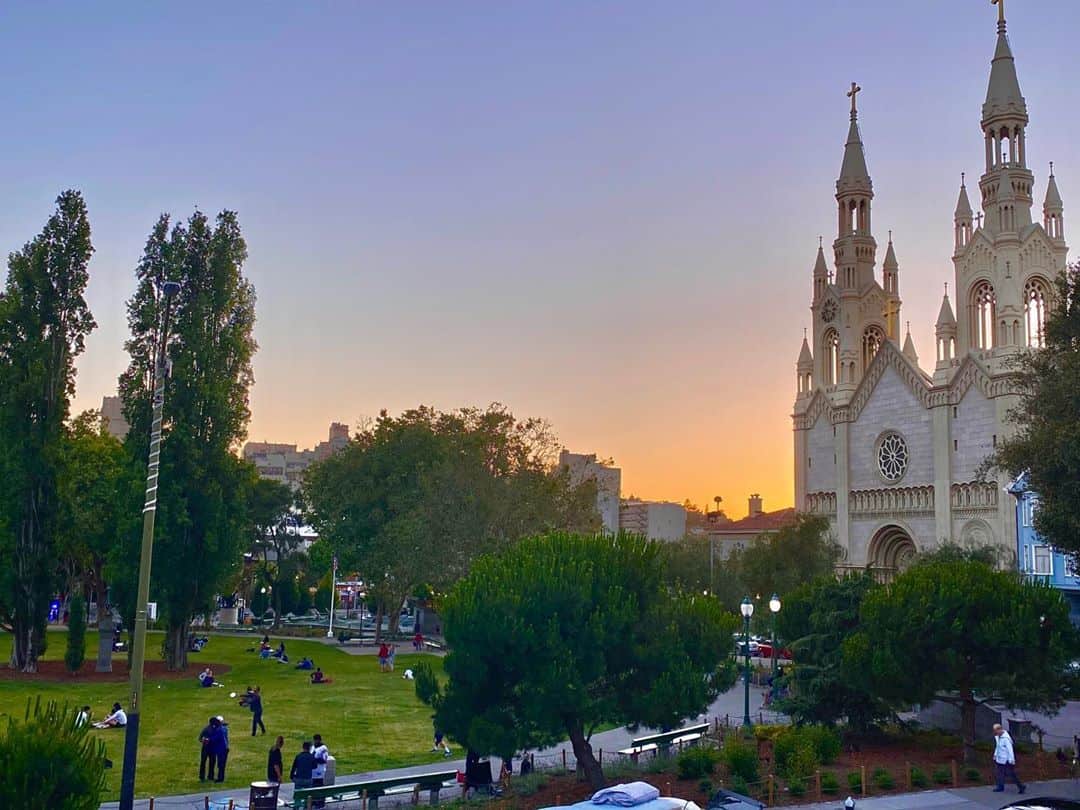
1066;556;1080;580
971;281;996;349
823;329;840;385
1031;545;1053;576
862;325;885;372
1024;277;1050;348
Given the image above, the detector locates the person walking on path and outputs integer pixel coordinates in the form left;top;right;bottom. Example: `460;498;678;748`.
198;717;216;782
311;733;330;808
249;686;266;735
290;740;316;791
267;736;284;784
431;727;452;757
992;723;1026;794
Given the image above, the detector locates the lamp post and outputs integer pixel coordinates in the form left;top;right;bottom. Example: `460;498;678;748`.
740;595;754;729
327;555;338;638
769;593;782;682
119;280;181;810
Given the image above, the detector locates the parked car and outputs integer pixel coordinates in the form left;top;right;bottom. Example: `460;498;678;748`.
1000;800;1080;810
708;787;765;809
755;642;793;660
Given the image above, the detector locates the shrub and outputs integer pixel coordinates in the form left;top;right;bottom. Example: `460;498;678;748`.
65;595;86;674
721;738;759;784
513;773;549;797
910;766;928;788
964;767;982;783
847;770;863;791
821;772;839;794
932;765;951;785
677;746;720;780
697;779;713;797
802;725;842;765
872;767;895;790
774;725;838;773
783;744;819;782
730;774;750;796
0;699;108;809
644;755;669;774
788;778;806;797
412;661;440;706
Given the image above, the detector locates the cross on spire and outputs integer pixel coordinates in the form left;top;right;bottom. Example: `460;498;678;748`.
818;235;823;248
975;212;984;228
1050;160;1055;177
944;282;949;296
961;171;966;187
847;82;861;119
992;0;1005;24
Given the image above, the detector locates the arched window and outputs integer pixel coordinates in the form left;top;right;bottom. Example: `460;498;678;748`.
862;325;885;372
971;281;996;349
1024;277;1050;348
823;329;839;386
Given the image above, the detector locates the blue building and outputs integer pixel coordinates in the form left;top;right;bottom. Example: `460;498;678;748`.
1008;473;1080;622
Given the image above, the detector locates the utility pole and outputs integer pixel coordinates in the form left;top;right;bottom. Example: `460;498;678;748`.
118;280;180;810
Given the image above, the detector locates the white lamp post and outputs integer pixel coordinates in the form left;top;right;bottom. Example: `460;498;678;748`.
740;596;754;729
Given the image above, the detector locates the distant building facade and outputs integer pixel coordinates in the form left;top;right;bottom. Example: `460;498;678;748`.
707;495;797;559
100;396;130;440
1008;473;1080;622
619;499;687;542
243;422;350;489
559;450;621;534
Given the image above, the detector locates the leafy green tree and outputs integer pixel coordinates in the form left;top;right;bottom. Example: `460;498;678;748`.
0;699;108;809
846;559;1076;763
730;514;840;601
659;534;743;612
420;531;739;789
0;191;95;671
305;405;599;634
115;210;257;669
248;478;301;626
56;410;141;672
64;591;86;674
992;263;1080;558
775;573;889;730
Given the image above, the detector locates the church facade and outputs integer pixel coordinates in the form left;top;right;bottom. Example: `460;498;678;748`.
791;5;1067;576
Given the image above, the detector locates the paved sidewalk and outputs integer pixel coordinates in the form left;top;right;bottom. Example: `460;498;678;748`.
786;778;1080;809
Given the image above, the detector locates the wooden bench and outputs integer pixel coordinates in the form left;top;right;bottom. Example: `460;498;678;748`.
617;722;711;761
292;770;458;809
423;639;445;653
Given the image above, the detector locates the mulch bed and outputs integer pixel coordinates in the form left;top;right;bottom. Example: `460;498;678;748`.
0;660;232;682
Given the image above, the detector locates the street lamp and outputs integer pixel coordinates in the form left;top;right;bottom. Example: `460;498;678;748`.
119;279;181;810
769;593;782;683
740;595;754;729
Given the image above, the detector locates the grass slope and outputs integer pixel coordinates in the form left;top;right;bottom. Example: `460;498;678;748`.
0;631;447;800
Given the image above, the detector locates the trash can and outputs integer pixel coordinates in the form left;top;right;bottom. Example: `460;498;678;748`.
324;754;336;786
249;781;279;810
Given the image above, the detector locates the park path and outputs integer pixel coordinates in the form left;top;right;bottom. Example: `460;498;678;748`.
784;778;1080;809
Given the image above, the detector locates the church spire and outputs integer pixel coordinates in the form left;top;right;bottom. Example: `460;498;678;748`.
954;173;974;252
902;322;919;365
935;285;957;377
1044;161;1065;241
796;333;814;400
812;239;829;300
983;0;1027;127
834;82;876;291
838;82;872;192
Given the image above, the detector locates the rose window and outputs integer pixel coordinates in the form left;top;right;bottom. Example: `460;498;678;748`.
877;433;909;482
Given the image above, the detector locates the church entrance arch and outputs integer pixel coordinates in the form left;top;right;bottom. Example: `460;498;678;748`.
868;524;917;580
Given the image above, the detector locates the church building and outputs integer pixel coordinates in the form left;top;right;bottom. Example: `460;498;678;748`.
792;4;1067;576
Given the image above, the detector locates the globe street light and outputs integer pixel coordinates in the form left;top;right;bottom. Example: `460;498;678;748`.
119;279;181;810
769;593;782;684
740;595;754;729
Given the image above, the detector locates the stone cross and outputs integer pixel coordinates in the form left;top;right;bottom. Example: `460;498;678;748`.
847;82;861;117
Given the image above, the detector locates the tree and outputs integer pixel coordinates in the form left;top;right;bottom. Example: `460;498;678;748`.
846;559;1076;763
56;410;141;672
115;210;257;670
0;699;109;809
64;591;86;674
730;514;840;601
0;191;95;672
992;263;1080;558
420;531;739;789
659;534;743;612
305;404;600;634
248;478;301;627
774;573;889;730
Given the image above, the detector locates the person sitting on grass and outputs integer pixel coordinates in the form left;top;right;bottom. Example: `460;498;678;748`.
93;703;127;728
295;657;314;670
198;667;215;688
310;667;331;684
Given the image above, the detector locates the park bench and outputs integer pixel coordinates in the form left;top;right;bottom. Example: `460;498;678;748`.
423;639;445;653
292;770;458;809
617;722;711;761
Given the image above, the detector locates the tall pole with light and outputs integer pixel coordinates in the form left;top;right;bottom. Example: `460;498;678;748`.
327;555;338;638
740;595;754;729
769;593;782;683
119;280;181;810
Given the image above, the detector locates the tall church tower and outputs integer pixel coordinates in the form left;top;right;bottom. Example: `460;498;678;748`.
805;83;902;404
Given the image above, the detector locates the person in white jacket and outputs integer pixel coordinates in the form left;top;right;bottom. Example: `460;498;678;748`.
992;723;1026;794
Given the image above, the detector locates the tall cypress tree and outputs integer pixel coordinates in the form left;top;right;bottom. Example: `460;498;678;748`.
116;210;256;670
0;191;95;672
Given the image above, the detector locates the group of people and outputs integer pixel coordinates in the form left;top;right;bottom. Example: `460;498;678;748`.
198;716;231;782
88;703;127;729
198;667;219;688
377;642;396;672
266;733;330;802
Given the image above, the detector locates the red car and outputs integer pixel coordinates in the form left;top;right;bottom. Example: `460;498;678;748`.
755;642;793;661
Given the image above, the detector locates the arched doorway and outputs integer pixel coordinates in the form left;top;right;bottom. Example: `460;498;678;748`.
868;524;917;581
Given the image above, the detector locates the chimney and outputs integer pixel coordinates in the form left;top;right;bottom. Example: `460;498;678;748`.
748;494;763;518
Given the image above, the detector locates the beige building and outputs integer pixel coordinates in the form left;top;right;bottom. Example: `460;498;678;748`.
619;499;687;542
100;395;130;440
707;495;796;560
243;422;350;488
559;450;621;533
792;7;1066;576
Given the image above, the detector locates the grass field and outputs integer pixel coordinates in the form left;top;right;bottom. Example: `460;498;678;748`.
0;630;447;801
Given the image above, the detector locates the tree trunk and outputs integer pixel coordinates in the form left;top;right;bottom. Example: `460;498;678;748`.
374;603;384;644
97;608;114;673
960;688;977;765
164;620;189;671
567;720;604;790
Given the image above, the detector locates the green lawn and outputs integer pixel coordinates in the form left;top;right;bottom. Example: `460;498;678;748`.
0;630;448;800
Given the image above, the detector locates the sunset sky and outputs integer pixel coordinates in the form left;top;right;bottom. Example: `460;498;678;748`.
6;2;1076;517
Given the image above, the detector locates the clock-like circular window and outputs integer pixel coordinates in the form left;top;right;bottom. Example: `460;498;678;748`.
877;432;909;483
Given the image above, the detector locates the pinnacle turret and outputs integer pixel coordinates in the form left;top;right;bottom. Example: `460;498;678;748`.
1044;162;1065;241
902;324;918;365
982;6;1027;129
936;289;957;329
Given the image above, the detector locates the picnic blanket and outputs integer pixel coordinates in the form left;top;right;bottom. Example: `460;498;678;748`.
539;798;701;810
590;782;660;806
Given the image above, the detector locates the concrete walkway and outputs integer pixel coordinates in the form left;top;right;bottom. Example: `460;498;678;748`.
786;778;1080;809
